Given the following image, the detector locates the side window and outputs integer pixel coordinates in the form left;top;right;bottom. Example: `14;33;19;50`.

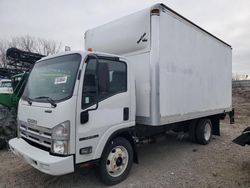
82;57;127;109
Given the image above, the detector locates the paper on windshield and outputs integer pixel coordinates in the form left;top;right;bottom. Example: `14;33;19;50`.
54;76;68;84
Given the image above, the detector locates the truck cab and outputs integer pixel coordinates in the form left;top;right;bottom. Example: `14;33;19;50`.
9;51;136;185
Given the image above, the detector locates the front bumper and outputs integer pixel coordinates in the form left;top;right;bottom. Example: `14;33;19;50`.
9;138;74;176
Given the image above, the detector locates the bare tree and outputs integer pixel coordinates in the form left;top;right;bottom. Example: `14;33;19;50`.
0;39;10;68
0;35;62;67
35;38;62;56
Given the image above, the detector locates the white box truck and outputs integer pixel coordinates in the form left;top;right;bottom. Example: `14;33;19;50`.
9;3;234;185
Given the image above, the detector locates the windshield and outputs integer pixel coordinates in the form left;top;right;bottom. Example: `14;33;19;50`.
23;54;81;102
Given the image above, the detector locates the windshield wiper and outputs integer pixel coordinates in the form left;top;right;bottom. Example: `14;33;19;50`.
23;96;32;105
34;96;57;107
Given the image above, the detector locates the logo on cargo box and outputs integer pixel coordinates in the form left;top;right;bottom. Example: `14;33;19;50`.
137;33;148;44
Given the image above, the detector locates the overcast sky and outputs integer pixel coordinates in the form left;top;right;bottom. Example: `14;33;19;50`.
0;0;250;74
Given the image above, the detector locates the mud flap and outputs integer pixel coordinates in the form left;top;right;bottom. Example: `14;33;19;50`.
211;117;220;136
229;109;235;124
0;137;6;149
188;120;198;142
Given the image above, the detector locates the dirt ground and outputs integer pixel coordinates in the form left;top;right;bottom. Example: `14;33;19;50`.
1;88;250;188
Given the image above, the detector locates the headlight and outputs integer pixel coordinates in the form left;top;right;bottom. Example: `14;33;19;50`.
51;121;70;155
52;140;68;154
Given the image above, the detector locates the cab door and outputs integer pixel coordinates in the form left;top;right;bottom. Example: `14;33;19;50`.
75;54;132;164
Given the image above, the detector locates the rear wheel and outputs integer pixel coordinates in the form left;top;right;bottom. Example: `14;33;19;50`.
196;118;212;145
98;137;133;185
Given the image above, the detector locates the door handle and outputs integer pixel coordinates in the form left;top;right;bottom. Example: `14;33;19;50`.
123;107;129;121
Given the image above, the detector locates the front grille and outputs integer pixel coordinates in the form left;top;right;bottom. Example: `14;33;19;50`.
22;137;51;152
19;122;52;149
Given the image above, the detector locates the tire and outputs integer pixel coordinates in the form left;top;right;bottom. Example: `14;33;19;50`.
98;137;133;185
196;118;212;145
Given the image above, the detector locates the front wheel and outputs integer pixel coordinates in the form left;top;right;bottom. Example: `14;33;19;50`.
98;137;133;185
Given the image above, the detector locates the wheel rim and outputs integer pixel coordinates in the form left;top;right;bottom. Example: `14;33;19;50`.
204;123;211;141
106;145;129;177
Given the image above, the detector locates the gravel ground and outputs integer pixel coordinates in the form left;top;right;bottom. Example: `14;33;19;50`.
1;88;250;188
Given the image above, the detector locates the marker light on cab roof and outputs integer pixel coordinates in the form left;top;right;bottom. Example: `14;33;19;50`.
87;48;93;52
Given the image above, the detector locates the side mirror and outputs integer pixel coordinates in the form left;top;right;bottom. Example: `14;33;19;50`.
80;54;100;124
80;111;89;124
88;54;100;111
80;97;99;124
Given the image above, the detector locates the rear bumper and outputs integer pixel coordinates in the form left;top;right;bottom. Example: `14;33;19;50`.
9;138;74;176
